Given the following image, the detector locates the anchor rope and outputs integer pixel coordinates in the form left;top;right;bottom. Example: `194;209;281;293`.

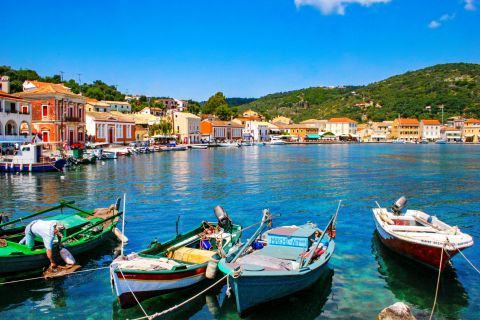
0;266;109;285
429;242;445;320
131;273;230;320
448;240;480;275
117;266;150;319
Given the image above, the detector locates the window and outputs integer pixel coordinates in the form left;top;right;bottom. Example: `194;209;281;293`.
42;105;48;117
116;124;123;138
126;125;132;138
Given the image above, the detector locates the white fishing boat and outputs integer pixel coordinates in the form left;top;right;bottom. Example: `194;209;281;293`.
267;137;286;145
0;143;66;172
218;141;241;148
191;145;208;149
372;197;474;270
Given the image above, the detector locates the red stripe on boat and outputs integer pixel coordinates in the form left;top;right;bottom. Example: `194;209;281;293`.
116;267;207;281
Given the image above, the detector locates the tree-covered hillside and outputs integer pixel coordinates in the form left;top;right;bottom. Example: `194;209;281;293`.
239;63;480;122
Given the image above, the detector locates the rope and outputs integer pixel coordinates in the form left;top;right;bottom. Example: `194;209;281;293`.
0;266;109;286
429;242;445;320
117;266;150;319
131;273;230;320
449;241;480;274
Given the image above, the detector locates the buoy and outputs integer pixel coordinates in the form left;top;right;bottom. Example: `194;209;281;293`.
205;257;219;279
113;227;128;243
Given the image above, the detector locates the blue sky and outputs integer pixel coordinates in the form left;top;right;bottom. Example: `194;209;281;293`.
1;0;479;100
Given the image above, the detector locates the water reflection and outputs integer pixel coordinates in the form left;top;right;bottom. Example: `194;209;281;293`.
371;233;468;317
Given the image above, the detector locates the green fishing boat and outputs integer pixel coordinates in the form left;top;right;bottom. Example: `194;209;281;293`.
0;199;123;275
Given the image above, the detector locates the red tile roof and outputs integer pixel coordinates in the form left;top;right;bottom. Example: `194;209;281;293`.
421;119;441;125
397;118;419;125
465;118;480;124
0;91;30;102
329;117;357;123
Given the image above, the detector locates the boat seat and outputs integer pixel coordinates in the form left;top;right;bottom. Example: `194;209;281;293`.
167;247;216;264
253;245;304;261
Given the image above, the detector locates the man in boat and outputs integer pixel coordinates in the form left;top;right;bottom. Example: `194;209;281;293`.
19;220;66;268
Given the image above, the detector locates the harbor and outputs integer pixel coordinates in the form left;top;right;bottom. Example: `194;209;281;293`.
0;144;479;319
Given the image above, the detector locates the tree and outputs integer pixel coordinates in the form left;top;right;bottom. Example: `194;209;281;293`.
187;100;201;114
203;92;227;114
160;120;172;135
215;104;232;120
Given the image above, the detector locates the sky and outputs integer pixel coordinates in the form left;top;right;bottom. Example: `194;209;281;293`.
1;0;479;100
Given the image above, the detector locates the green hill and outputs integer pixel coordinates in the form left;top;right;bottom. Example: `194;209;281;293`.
239;63;480;122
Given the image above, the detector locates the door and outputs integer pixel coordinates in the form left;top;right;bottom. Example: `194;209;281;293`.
109;128;114;143
42;131;49;142
69;130;74;145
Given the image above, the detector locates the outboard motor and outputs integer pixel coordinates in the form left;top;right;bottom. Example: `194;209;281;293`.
214;205;232;231
391;196;407;215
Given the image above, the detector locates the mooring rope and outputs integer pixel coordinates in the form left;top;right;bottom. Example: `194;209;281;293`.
448;240;480;275
429;242;445;320
117;266;150;319
131;273;230;320
0;266;109;286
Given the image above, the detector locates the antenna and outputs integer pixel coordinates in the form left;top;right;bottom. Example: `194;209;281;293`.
76;73;82;84
59;71;64;82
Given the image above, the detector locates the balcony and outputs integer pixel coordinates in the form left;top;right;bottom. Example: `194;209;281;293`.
64;116;81;122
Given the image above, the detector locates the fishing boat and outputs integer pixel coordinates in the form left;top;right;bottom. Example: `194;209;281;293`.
0;199;124;275
372;197;474;270
392;139;406;144
218;205;339;315
191;145;208;149
266;137;286;145
0;143;66;172
110;206;242;308
218;141;241;148
435;138;447;144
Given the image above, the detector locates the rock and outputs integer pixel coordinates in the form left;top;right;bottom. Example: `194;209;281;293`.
377;302;416;320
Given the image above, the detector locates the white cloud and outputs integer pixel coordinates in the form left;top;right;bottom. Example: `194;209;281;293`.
294;0;391;15
428;13;455;29
465;0;476;11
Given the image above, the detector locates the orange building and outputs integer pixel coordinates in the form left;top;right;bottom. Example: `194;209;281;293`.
392;118;420;141
200;120;243;142
463;118;480;143
15;82;86;146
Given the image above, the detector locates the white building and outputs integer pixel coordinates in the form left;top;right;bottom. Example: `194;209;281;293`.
244;121;269;141
420;119;442;141
139;106;163;117
0;76;10;94
172;111;201;144
0;92;33;142
173;99;189;112
326;118;358;136
442;127;462;142
86;111;136;144
102;101;131;112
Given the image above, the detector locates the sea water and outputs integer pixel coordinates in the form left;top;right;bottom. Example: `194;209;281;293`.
0;144;479;319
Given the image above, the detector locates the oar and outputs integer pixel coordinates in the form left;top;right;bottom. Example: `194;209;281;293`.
0;201;75;228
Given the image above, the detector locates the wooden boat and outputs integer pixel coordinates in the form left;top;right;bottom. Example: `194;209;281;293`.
0;200;123;275
0;143;66;172
110;206;242;308
372;197;474;270
218;205;339;315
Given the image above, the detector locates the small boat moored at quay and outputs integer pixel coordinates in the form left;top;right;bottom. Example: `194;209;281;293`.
110;206;242;308
218;204;339;315
218;141;241;148
190;145;209;149
372;197;474;270
0;143;66;172
266;137;286;145
0;199;124;275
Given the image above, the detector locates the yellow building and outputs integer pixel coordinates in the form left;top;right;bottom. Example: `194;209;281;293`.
242;109;263;120
391;118;420;141
271;116;293;125
283;124;318;141
463;118;480;143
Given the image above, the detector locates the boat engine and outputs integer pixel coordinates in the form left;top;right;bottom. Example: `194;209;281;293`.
214;205;232;231
391;196;407;215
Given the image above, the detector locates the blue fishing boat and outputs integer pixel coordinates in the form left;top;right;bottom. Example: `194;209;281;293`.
218;203;340;315
0;143;66;172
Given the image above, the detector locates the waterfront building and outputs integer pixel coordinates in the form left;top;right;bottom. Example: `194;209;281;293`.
139;106;164;117
86;111;136;144
370;121;391;142
172;111;201;144
462;118;480;143
102;100;131;113
129;113;161;141
391;118;420;142
86;98;111;112
442;127;462;142
446;116;465;129
300;119;328;133
326;118;358;137
271;116;293;125
15;82;86;147
0;92;33;142
420;119;442;141
244;121;270;141
200;120;243;142
282;123;319;141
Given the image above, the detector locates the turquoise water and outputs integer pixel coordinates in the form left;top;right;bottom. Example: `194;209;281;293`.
0;144;479;319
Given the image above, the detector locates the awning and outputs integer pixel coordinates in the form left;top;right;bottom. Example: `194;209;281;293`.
306;134;320;139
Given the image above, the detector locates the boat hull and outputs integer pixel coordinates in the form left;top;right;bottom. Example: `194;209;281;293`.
373;216;456;270
111;264;208;308
0;230;114;274
0;159;66;172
